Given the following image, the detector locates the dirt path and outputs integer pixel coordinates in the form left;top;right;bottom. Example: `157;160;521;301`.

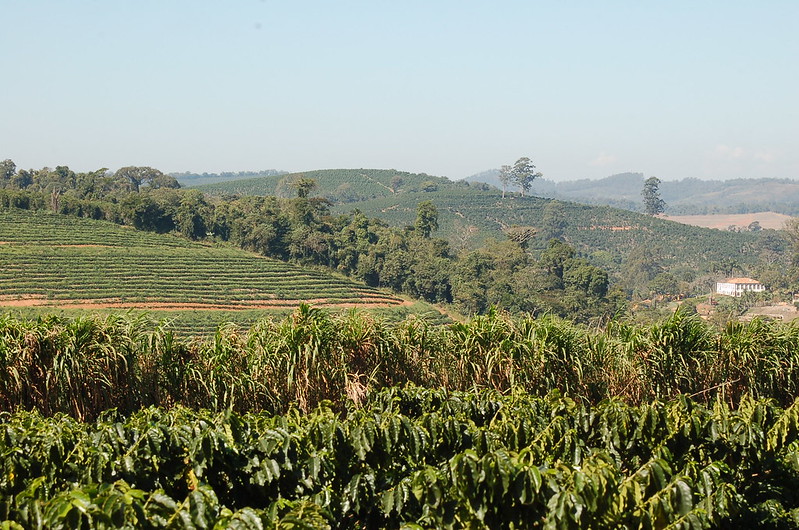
0;297;410;311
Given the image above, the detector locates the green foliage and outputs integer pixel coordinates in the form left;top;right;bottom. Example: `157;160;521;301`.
1;308;799;422
196;168;458;203
510;156;543;198
0;161;787;318
2;388;799;527
331;189;771;293
413;200;439;238
642;176;666;216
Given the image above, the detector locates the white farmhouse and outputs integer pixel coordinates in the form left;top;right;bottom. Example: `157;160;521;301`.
715;277;766;297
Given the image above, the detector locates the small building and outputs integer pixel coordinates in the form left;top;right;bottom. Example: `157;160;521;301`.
715;277;766;297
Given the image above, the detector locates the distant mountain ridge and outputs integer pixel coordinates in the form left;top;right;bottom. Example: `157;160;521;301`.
464;171;799;215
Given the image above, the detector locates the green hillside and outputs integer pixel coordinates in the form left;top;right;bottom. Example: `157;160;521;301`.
0;209;445;334
194;168;462;203
172;169;287;186
194;167;777;278
330;189;772;273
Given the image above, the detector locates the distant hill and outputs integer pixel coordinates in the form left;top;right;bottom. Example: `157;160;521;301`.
329;188;772;279
173;169;288;186
464;171;799;215
188;167;783;281
194;168;464;203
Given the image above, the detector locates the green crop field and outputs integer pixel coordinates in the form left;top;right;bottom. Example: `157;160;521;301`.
331;189;768;270
195;168;457;202
0;209;445;335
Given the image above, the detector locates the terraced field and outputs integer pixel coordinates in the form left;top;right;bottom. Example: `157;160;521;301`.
0;209;444;334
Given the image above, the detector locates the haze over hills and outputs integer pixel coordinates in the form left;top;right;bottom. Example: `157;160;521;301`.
465;171;799;216
187;165;799;218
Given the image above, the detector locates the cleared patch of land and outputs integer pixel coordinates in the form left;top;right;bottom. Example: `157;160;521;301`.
662;211;792;230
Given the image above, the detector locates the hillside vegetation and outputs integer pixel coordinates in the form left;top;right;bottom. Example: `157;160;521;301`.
2;158;799;526
331;189;771;271
1;161;794;320
196;168;777;288
194;168;459;203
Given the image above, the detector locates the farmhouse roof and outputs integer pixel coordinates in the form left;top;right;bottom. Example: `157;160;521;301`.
722;277;762;284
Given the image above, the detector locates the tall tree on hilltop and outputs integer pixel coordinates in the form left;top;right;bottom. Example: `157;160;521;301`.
498;165;512;198
642;176;666;216
511;157;542;197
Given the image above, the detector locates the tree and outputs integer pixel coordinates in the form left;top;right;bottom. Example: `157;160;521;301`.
498;165;512;199
175;190;210;240
503;226;537;249
414;200;439;238
642;176;665;216
0;159;15;182
511;157;542;197
784;217;799;267
290;177;317;198
115;166;176;192
540;239;576;285
389;175;404;193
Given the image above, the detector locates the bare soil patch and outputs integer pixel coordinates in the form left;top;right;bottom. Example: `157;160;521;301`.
0;296;408;311
744;303;799;322
663;212;792;230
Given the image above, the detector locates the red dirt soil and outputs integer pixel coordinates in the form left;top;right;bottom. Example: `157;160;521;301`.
0;296;410;311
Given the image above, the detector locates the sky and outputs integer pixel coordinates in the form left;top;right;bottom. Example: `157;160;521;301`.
2;1;798;181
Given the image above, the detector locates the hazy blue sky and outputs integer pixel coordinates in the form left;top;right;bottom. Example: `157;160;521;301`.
2;1;797;181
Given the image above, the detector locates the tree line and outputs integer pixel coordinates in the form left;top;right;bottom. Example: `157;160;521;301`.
0;160;620;320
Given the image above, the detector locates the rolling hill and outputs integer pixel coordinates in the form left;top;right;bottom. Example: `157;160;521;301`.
467;171;799;215
329;189;770;276
0;209;446;334
195;168;777;280
193;168;463;203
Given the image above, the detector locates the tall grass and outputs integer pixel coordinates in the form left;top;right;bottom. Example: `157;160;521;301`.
1;306;799;420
